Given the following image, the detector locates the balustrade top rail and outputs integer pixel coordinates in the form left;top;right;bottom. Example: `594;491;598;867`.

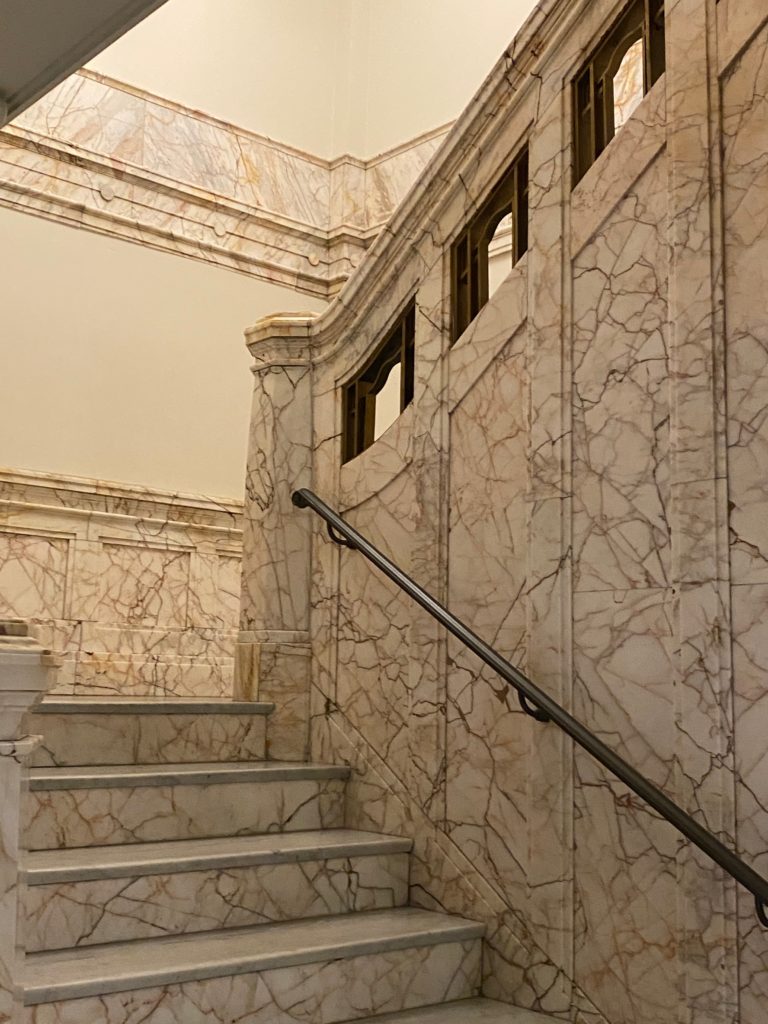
292;486;768;928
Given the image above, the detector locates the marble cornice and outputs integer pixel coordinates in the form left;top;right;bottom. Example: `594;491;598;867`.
0;467;243;531
0;69;450;298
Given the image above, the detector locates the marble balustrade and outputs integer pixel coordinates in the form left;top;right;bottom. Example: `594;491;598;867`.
238;0;768;1021
0;469;243;698
0;70;449;299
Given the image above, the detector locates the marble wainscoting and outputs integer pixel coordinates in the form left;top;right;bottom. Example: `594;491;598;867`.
0;70;449;299
0;469;243;698
238;0;768;1021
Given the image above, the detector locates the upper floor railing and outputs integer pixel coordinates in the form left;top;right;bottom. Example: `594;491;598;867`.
293;487;768;929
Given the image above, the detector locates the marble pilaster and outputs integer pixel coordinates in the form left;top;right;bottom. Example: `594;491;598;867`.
236;316;318;760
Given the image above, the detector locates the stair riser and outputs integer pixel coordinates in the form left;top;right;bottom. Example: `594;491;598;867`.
24;779;346;850
26;713;267;766
23;940;481;1022
25;853;409;950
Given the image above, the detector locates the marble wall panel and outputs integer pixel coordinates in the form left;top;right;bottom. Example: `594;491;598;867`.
0;471;242;697
572;588;678;1022
336;474;419;798
446;324;530;912
236;0;768;1021
572;154;670;594
24;852;408;950
723;18;768;1023
0;532;70;620
723;18;768;587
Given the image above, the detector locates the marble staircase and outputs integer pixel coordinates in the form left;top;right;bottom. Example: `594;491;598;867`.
18;699;558;1023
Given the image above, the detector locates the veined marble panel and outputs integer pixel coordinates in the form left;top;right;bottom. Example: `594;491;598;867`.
723;19;768;586
446;323;530;915
723;22;768;1021
572;154;670;594
0;469;242;697
336;475;420;802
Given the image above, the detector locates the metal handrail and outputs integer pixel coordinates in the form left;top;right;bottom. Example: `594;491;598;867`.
292;487;768;927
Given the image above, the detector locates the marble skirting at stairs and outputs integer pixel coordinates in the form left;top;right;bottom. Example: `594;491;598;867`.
17;697;561;1024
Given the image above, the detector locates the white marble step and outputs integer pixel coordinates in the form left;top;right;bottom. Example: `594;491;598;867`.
24;830;412;950
26;698;274;766
353;998;561;1022
28;760;348;790
24;762;348;850
23;908;484;1021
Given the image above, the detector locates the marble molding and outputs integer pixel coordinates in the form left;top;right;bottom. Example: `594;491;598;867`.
0;70;450;299
238;0;768;1021
0;469;243;699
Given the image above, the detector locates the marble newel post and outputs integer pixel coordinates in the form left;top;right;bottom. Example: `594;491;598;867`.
0;621;55;1024
235;314;318;761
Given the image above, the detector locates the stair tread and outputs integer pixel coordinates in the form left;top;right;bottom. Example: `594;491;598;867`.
353;999;560;1023
23;908;484;1005
26;828;412;883
29;760;349;790
32;698;274;716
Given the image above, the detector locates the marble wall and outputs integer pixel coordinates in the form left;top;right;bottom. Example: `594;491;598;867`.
0;70;449;299
0;470;243;697
239;0;768;1021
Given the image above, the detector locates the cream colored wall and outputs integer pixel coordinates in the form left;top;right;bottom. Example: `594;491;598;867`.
89;0;538;158
0;0;533;499
0;205;324;497
338;0;537;155
87;0;344;157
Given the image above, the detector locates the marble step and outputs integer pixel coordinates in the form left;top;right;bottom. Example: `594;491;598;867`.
22;908;484;1022
26;698;274;766
24;761;348;850
353;998;561;1022
25;829;412;950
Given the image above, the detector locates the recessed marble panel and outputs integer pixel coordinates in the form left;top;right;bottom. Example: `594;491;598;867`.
572;154;670;594
99;544;191;629
0;533;69;620
723;19;768;585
